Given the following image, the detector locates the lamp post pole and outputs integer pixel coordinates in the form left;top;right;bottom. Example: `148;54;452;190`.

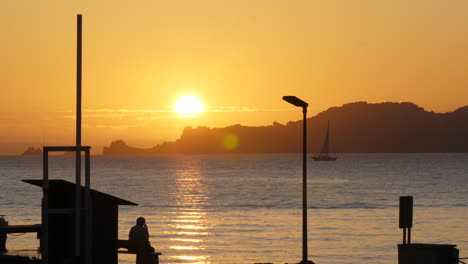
302;105;308;264
282;96;314;264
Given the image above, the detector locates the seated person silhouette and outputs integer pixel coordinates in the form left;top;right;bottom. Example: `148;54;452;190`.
128;217;155;253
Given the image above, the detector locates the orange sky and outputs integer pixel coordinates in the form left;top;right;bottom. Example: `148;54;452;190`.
2;0;468;155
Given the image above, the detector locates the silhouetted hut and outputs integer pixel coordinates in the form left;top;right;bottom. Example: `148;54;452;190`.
23;179;137;264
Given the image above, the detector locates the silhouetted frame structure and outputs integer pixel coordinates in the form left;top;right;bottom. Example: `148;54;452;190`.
282;96;314;264
42;146;91;264
25;178;137;264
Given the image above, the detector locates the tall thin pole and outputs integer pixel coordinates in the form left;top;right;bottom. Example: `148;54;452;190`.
75;14;82;259
85;149;91;263
302;107;308;264
42;149;49;264
408;228;411;244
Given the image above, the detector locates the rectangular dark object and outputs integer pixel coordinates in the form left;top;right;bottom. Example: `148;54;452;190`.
0;224;41;234
398;244;459;264
399;196;413;228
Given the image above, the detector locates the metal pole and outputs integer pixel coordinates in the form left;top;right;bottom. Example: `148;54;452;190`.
408;228;411;244
75;14;82;259
302;107;308;263
403;228;407;244
85;149;91;263
42;149;49;264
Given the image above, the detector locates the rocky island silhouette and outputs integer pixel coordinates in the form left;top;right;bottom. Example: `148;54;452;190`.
103;102;468;155
20;147;42;156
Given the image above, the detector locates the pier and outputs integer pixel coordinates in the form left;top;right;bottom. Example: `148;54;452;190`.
0;224;41;235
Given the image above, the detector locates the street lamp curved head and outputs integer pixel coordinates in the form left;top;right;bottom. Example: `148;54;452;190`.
283;96;308;108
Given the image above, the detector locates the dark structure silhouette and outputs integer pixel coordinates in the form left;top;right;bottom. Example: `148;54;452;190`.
397;196;460;264
399;196;413;245
103;102;468;155
23;179;137;264
0;216;7;253
0;218;41;254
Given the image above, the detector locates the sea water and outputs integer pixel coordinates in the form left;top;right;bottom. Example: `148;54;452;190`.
0;153;467;264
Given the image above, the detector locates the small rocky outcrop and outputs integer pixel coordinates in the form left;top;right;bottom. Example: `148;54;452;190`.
21;147;42;156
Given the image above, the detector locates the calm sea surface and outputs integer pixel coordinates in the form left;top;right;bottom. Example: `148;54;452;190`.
1;153;467;264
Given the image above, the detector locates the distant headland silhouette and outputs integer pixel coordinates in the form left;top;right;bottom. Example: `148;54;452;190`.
21;147;42;156
103;102;468;155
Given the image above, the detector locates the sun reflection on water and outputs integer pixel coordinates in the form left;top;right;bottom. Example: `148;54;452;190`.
170;224;208;230
171;238;202;243
172;219;203;223
170;245;204;250
172;231;210;236
167;160;212;264
172;255;211;264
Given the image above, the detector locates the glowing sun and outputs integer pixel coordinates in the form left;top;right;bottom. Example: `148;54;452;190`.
174;95;204;114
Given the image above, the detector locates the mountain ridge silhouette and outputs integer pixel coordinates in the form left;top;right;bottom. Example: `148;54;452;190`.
103;101;468;155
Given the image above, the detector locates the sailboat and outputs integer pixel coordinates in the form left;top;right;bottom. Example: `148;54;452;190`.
312;121;337;161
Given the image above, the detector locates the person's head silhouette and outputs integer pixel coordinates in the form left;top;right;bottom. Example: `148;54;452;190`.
136;217;146;226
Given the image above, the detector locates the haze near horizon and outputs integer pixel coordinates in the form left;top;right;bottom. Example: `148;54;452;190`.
2;0;468;155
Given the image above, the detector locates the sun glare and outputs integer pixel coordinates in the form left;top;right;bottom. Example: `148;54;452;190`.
174;95;204;115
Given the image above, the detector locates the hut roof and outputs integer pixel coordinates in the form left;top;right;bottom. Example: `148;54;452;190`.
22;179;138;206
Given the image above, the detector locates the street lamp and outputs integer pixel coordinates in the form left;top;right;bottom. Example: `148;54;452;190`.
282;96;314;264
